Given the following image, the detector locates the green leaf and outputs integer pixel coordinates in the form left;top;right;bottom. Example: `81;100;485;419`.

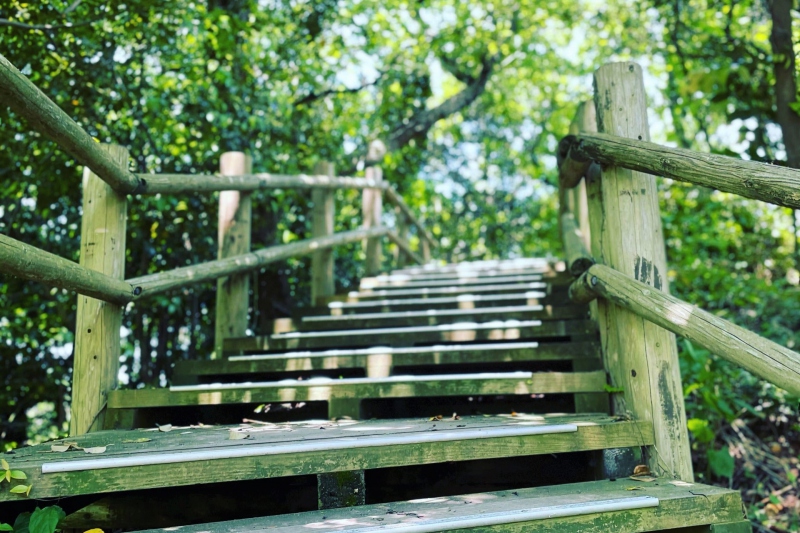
687;418;715;444
9;471;26;480
12;512;30;533
707;448;735;479
28;506;64;533
1;459;8;471
9;485;31;495
0;524;13;532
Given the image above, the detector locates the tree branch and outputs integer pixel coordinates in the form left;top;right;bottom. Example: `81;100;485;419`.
386;54;497;152
294;76;381;106
0;18;95;31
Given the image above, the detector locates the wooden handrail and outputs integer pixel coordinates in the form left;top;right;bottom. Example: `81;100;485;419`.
559;212;594;275
570;264;800;396
563;132;800;209
383;187;438;250
139;173;388;194
386;230;424;265
0;53;144;194
0;233;135;305
128;226;391;299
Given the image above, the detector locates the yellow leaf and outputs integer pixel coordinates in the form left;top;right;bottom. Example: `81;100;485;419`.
9;484;30;495
1;459;8;471
83;529;105;533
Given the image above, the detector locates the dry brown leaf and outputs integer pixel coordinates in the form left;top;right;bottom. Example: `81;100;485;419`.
228;429;250;440
629;475;656;482
158;424;173;432
451;413;460;421
632;464;651;476
510;411;518;417
625;486;644;491
428;415;443;421
121;438;152;444
83;446;107;454
50;445;71;453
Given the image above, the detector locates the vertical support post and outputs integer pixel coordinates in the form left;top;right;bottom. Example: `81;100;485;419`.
311;162;336;305
363;140;386;276
567;100;607;416
214;152;252;359
421;239;431;263
394;207;410;268
588;62;693;480
71;144;128;435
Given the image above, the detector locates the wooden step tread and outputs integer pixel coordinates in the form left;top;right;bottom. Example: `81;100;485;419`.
1;414;651;502
359;273;545;290
327;291;549;312
225;320;597;352
180;341;601;378
109;370;607;410
390;258;550;276
348;282;548;299
129;479;745;533
303;304;588;330
361;270;549;287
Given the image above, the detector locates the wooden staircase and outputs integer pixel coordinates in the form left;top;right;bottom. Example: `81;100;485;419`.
0;258;748;532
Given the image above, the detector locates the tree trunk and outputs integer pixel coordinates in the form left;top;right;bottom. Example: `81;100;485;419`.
770;0;800;168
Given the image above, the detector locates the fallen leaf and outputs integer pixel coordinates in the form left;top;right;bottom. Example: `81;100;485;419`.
629;475;656;482
451;413;460;421
158;424;173;432
228;429;250;440
510;411;518;417
632;465;651;476
9;471;26;480
51;445;71;452
121;438;152;443
428;415;443;421
83;446;107;454
83;529;105;533
9;484;31;495
625;486;644;491
668;480;694;487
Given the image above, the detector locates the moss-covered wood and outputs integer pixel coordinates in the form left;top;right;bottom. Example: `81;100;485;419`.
0;415;651;501
125;480;744;533
180;340;600;379
225;319;597;351
138;173;387;194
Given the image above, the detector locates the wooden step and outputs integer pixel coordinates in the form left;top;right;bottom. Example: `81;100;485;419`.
361;269;551;287
224;319;597;352
301;304;588;330
323;291;560;315
193;340;601;380
390;258;551;276
1;414;651;502
347;282;549;300
359;273;546;290
128;479;746;533
107;370;607;424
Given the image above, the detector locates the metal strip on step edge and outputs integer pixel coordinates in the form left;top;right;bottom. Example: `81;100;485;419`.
227;341;542;361
272;320;544;339
252;496;660;533
41;423;578;474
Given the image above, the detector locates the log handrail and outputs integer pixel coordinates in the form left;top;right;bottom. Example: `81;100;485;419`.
570;264;800;396
128;226;391;299
384;186;438;250
560;132;800;209
0;53;144;194
0;233;136;305
139;173;389;195
386;230;424;265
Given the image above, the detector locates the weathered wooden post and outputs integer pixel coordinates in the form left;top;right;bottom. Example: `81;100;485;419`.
71;144;128;435
311;161;335;305
214;152;252;359
394;207;410;267
587;62;693;480
420;239;431;263
362;140;385;275
567;101;595;248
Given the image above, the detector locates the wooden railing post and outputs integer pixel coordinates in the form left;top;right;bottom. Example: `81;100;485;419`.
567;101;595;248
588;62;693;480
71;144;128;435
311;161;335;304
363;140;386;275
394;208;410;267
214;152;252;359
